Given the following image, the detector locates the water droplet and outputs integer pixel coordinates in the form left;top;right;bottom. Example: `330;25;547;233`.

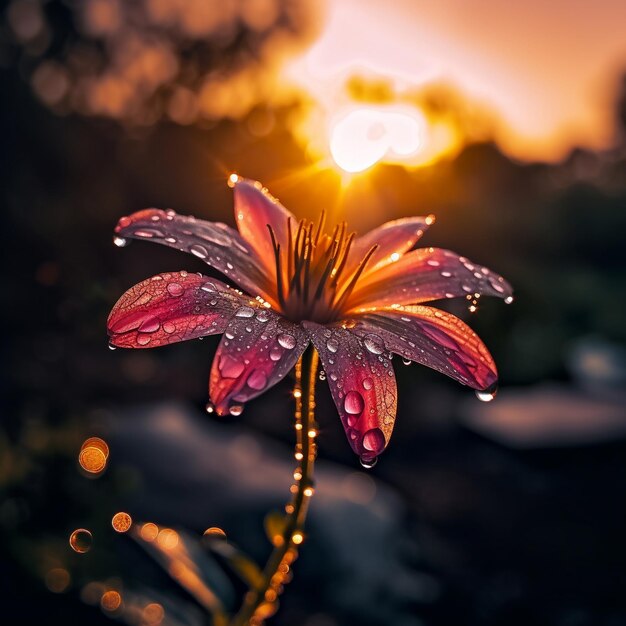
319;370;326;381
363;334;384;355
201;282;218;293
167;282;183;297
362;378;373;390
256;310;270;322
326;339;339;353
402;358;412;366
235;306;255;318
359;455;378;469
108;343;117;350
136;334;151;346
504;296;514;304
111;512;132;533
269;346;282;361
163;322;176;334
247;369;267;390
189;243;208;259
362;427;385;453
475;382;498;402
113;236;128;247
205;402;215;413
69;529;92;553
134;228;164;238
219;355;245;378
229;404;244;416
344;391;364;415
277;333;296;349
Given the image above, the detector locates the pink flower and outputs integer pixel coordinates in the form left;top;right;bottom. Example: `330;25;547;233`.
108;177;512;465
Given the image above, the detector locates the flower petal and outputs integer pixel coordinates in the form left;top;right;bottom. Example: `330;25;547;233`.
113;208;276;305
350;305;497;390
231;177;296;281
304;322;397;463
107;272;250;348
345;216;434;278
346;248;513;310
209;312;308;415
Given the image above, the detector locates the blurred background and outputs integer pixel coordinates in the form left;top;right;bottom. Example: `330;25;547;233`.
1;0;626;624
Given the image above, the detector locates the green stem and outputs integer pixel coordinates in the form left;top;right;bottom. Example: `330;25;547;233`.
230;348;319;626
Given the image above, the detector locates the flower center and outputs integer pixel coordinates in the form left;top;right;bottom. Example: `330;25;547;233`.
267;212;378;323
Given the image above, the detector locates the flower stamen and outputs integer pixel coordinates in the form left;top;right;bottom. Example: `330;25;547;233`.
268;215;377;323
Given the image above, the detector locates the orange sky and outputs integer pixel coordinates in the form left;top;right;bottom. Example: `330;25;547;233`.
286;0;626;161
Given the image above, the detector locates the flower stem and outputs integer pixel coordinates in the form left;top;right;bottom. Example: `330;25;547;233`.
230;348;319;626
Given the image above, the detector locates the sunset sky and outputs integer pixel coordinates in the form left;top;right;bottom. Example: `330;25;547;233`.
286;0;626;162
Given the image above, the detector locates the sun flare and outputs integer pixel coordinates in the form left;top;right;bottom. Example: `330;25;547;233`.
329;106;425;173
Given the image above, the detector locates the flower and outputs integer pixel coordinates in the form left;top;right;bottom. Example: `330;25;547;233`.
108;176;512;464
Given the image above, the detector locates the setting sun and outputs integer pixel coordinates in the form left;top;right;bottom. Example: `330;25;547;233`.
329;106;425;173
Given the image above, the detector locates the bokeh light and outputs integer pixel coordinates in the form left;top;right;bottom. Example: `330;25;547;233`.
111;511;132;533
69;529;93;554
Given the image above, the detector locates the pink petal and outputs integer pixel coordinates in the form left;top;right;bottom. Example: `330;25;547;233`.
209;313;308;416
345;216;434;278
351;305;498;390
232;178;296;282
113;208;276;306
304;322;397;464
107;272;250;348
346;248;513;310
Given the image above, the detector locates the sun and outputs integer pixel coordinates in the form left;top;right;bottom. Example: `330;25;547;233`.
328;105;427;173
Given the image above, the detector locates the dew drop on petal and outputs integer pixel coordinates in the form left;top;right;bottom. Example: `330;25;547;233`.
277;333;296;349
256;310;270;322
505;296;514;304
344;391;365;415
247;369;268;390
326;339;339;353
359;455;378;469
235;306;255;318
402;358;412;366
475;382;498;402
167;282;183;297
363;334;384;355
69;529;92;553
163;322;176;334
319;370;326;381
205;402;215;414
108;343;117;351
362;427;386;453
135;228;165;238
362;378;373;390
136;334;151;346
269;346;282;361
189;244;208;259
229;404;244;416
113;236;128;247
